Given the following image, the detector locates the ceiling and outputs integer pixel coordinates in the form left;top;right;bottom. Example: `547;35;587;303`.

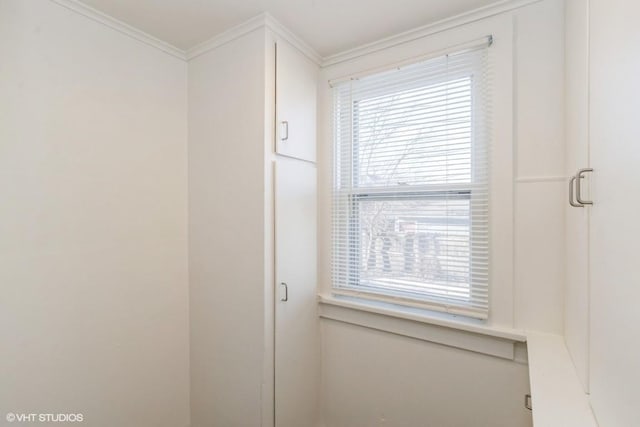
77;0;499;57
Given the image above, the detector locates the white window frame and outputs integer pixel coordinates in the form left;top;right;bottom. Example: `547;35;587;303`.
333;50;492;318
319;16;514;328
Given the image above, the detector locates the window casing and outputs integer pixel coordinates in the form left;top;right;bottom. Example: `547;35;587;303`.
331;41;491;319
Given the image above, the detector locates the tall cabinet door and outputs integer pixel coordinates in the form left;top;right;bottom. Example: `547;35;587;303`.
588;1;640;425
274;158;318;427
564;0;591;392
275;39;318;162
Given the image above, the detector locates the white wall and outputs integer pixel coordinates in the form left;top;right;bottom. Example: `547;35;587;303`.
321;320;531;427
317;1;565;425
0;1;190;426
188;28;270;427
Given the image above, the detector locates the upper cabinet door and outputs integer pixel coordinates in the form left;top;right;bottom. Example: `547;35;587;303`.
275;39;318;163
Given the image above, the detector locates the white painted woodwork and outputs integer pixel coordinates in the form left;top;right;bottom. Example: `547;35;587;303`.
512;0;566;335
318;12;517;331
526;333;597;427
189;26;318;427
319;297;525;359
188;28;269;427
276;38;318;162
563;0;591;392
72;0;503;55
589;0;640;424
275;159;318;427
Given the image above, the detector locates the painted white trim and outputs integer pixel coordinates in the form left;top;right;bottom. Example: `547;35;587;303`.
319;294;527;342
526;332;598;427
186;13;322;64
186;14;267;60
319;296;526;360
264;14;322;65
49;0;542;66
327;35;492;87
321;0;543;67
50;0;186;60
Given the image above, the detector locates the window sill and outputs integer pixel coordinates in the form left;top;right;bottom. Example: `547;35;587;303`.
318;294;527;360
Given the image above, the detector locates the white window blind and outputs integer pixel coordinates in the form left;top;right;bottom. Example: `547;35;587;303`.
331;39;492;319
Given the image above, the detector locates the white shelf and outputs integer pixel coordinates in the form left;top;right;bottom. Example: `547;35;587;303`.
526;332;598;427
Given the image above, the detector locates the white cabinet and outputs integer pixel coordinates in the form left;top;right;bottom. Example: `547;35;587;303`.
588;1;640;425
274;158;318;427
272;35;319;427
565;1;640;424
276;39;318;162
188;26;319;427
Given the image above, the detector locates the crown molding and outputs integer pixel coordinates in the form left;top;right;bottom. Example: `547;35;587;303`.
186;13;322;64
47;2;323;64
51;0;541;66
50;0;186;60
185;14;267;61
263;13;322;65
321;0;543;67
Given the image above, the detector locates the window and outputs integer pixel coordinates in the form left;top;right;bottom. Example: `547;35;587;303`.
331;39;491;319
